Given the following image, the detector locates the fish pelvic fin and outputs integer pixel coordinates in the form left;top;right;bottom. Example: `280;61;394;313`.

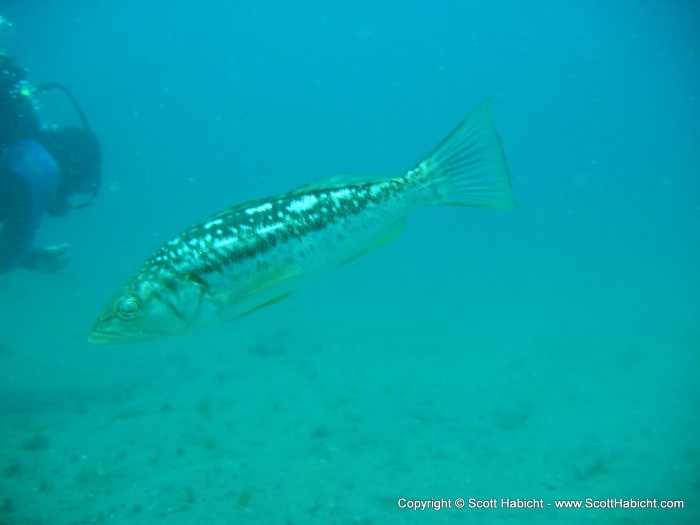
409;99;517;210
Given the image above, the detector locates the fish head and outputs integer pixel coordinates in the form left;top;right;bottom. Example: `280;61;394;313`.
89;270;205;344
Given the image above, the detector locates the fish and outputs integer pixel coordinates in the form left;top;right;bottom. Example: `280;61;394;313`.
89;100;517;344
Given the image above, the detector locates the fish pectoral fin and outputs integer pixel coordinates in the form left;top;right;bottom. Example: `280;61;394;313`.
244;265;302;298
225;292;294;323
336;220;405;269
216;264;301;308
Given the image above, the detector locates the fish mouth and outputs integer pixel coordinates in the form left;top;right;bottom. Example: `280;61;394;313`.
88;325;165;345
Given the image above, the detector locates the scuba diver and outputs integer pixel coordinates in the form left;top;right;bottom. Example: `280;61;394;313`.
0;16;101;273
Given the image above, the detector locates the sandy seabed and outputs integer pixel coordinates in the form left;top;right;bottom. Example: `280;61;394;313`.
1;293;697;525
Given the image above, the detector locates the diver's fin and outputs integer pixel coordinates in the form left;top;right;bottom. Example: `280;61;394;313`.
336;220;405;269
412;99;517;209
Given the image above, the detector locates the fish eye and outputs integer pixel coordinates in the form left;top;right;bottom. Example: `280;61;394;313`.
115;295;142;321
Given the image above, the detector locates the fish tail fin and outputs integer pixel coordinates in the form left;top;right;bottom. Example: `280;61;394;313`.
408;100;517;209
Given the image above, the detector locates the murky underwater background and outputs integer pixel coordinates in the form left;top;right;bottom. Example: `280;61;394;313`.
0;1;698;524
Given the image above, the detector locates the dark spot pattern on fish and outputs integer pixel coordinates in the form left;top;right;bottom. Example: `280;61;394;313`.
144;180;407;278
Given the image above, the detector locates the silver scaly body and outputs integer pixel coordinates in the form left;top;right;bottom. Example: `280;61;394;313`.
90;101;517;343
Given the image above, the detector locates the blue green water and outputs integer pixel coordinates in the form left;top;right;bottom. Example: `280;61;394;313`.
1;1;698;524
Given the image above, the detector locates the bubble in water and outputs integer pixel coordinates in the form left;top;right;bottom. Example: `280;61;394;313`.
0;15;17;57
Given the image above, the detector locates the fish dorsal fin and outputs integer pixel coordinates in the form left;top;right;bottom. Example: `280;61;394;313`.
194;174;397;227
287;173;397;195
192;196;275;226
